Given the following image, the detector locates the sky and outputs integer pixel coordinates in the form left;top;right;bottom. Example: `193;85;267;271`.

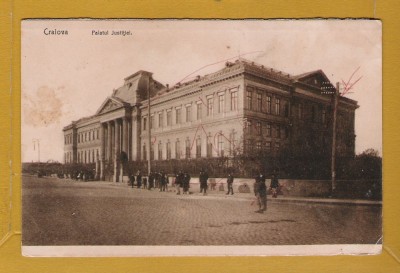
21;20;382;162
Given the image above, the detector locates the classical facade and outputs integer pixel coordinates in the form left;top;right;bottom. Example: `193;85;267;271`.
63;59;358;181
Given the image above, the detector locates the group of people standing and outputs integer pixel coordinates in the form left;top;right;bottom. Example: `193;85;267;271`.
174;171;191;195
130;171;169;191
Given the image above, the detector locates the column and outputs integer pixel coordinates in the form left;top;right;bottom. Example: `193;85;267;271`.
107;121;112;162
99;123;105;180
113;119;121;182
120;117;129;182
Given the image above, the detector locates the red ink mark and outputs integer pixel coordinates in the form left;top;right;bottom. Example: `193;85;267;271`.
340;67;363;96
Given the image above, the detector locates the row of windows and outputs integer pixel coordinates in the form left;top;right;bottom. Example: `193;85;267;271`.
143;91;238;131
78;129;100;144
298;103;328;124
246;89;288;116
245;120;288;139
64;134;73;145
64;152;73;163
77;149;99;164
142;133;237;161
246;140;281;153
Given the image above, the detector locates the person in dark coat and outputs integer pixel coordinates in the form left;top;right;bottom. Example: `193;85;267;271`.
159;172;167;192
148;172;154;190
137;171;142;189
199;170;209;195
226;173;234;195
183;172;191;194
175;171;183;195
253;173;267;213
130;173;136;188
270;174;280;198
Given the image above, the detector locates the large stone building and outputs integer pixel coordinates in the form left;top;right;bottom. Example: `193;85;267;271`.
63;58;358;181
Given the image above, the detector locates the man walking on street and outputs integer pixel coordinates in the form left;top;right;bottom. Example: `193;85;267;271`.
175;171;183;195
199;170;209;196
253;172;267;213
226;172;234;195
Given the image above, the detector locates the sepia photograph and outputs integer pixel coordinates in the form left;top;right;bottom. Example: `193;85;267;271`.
21;19;382;256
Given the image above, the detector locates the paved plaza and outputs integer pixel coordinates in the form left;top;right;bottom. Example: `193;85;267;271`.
22;175;382;246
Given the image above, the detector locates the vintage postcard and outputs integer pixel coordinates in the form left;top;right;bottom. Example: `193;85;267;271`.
21;19;382;256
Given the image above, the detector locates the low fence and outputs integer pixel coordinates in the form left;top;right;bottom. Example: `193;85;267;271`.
168;177;381;200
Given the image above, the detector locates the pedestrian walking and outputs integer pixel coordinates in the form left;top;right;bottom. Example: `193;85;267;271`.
199;170;209;195
226;173;234;195
160;172;167;192
253;172;267;213
175;171;183;195
130;173;135;188
183;171;191;194
270;174;280;198
137;171;142;189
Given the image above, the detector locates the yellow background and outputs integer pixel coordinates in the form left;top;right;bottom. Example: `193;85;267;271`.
1;0;399;272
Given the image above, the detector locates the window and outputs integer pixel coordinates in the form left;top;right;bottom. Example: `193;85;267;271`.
167;111;172;126
311;105;316;122
217;134;224;157
256;121;261;135
256;141;262;152
218;94;225;113
275;98;280;115
276;125;281;138
256;93;262;112
246;90;253;110
143;143;147;161
196;136;201;158
97;129;99;139
275;142;280;152
150;143;154;160
230;130;236;156
150;115;154;129
266;96;271;113
175;139;181;159
207;135;212;157
284;103;289;117
175;108;181;124
186;105;192;122
247;139;253;153
207;97;213;116
158;112;163;128
266;123;271;136
322;109;326;124
143;117;147;131
231;91;238;111
185;138;191;159
166;141;171;160
197;103;202;120
265;141;271;151
158;142;163;160
246;120;252;134
85;132;87;142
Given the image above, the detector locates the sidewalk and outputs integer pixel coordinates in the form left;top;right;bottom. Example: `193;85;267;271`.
87;179;382;207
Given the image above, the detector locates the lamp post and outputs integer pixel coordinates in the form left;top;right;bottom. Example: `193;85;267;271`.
33;138;40;163
147;84;151;176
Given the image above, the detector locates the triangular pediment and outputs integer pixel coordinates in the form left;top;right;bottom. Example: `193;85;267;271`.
96;97;125;115
294;70;334;90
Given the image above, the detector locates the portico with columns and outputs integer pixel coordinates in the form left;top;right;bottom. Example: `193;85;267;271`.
95;99;134;182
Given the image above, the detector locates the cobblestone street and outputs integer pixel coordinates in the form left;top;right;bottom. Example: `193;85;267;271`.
22;176;382;246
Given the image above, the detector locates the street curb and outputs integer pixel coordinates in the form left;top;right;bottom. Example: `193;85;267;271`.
267;197;382;206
